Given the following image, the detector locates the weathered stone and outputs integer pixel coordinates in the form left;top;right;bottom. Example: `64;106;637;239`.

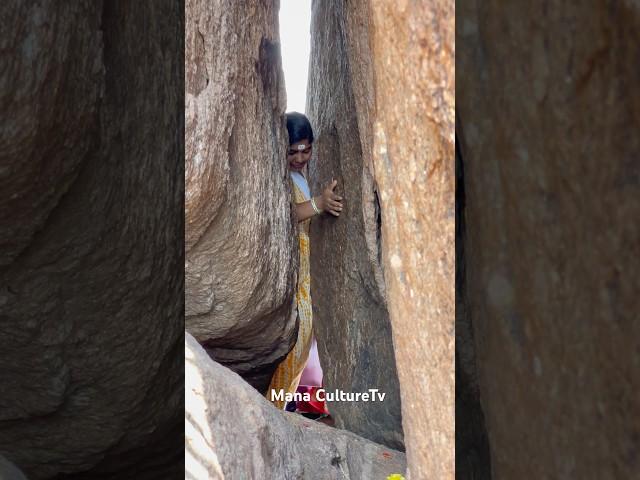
369;2;455;479
0;2;183;478
307;0;454;476
306;0;404;452
0;1;102;268
186;333;406;479
457;2;640;478
185;0;297;392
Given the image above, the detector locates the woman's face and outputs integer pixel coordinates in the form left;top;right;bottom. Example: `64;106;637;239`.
288;139;312;172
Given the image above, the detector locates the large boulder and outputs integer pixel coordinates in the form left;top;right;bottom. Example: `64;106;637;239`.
306;0;404;452
0;1;102;267
368;2;455;479
0;2;183;478
307;0;455;477
185;0;297;392
185;333;407;479
457;1;640;478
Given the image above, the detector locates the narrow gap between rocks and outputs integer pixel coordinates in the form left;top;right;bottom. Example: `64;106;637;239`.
277;0;333;427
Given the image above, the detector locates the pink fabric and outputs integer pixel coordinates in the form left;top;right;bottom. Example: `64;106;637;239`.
300;337;323;386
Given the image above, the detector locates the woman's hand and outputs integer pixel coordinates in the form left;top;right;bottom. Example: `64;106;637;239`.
317;179;343;217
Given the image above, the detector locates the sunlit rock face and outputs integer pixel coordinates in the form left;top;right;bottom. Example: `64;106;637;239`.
185;0;297;392
186;332;407;479
457;2;640;478
308;0;454;477
0;2;183;479
368;2;455;478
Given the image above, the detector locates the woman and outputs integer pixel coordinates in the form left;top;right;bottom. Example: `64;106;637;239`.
266;112;343;410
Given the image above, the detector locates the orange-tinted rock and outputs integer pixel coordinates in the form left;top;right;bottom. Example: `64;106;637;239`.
307;1;454;476
370;2;455;479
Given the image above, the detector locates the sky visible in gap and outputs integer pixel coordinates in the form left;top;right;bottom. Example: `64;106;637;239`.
279;0;312;114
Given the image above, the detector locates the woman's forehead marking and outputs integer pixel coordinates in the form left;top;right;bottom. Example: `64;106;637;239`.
289;141;311;152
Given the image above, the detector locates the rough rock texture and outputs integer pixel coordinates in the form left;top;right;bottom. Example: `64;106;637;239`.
0;2;183;479
457;2;640;478
307;0;454;477
369;2;455;479
185;0;297;391
0;2;102;267
186;333;406;479
306;0;404;452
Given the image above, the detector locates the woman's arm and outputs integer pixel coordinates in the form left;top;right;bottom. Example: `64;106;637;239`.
295;197;322;223
293;180;344;223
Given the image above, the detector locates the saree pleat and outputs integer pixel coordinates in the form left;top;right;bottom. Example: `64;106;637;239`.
266;180;313;409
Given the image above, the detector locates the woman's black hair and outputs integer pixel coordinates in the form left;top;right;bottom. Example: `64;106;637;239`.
285;112;314;145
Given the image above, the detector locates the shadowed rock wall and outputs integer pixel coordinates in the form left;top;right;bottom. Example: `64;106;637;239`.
455;136;492;479
185;0;296;392
306;0;404;451
309;0;454;477
457;2;640;478
0;1;183;479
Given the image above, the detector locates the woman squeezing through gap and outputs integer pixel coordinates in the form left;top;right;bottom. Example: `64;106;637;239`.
266;112;343;418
